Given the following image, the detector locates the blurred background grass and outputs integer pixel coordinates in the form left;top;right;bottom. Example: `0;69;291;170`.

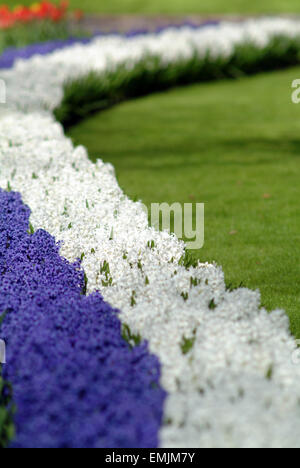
4;0;300;15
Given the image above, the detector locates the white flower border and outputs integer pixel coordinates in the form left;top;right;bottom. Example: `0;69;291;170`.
1;18;300;448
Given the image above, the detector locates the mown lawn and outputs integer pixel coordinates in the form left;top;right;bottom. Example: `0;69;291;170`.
4;0;300;15
68;67;300;338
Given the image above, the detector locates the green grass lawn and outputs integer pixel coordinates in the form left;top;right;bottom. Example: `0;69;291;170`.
68;67;300;338
4;0;300;15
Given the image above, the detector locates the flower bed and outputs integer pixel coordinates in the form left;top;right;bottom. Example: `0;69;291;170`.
0;188;165;448
1;18;300;448
2;18;300;123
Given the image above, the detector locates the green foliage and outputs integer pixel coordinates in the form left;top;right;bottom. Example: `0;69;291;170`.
0;311;7;327
100;260;113;287
147;240;156;249
190;277;201;287
122;323;142;349
181;334;196;355
179;250;198;269
266;365;274;380
181;291;189;301
226;281;245;292
81;272;88;295
27;222;35;235
130;290;137;307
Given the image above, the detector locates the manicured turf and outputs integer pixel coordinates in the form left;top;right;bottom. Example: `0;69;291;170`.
68;66;300;338
4;0;300;15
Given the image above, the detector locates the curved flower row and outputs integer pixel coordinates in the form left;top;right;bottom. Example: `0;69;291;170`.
0;188;165;448
1;19;300;447
0;22;220;70
2;17;300;112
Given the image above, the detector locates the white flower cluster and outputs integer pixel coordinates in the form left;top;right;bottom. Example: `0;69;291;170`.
1;19;300;447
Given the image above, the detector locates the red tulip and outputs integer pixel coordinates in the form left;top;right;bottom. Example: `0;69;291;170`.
0;6;15;29
13;6;33;23
0;1;74;30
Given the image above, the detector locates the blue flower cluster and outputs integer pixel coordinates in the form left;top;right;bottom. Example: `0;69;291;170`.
0;188;165;448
